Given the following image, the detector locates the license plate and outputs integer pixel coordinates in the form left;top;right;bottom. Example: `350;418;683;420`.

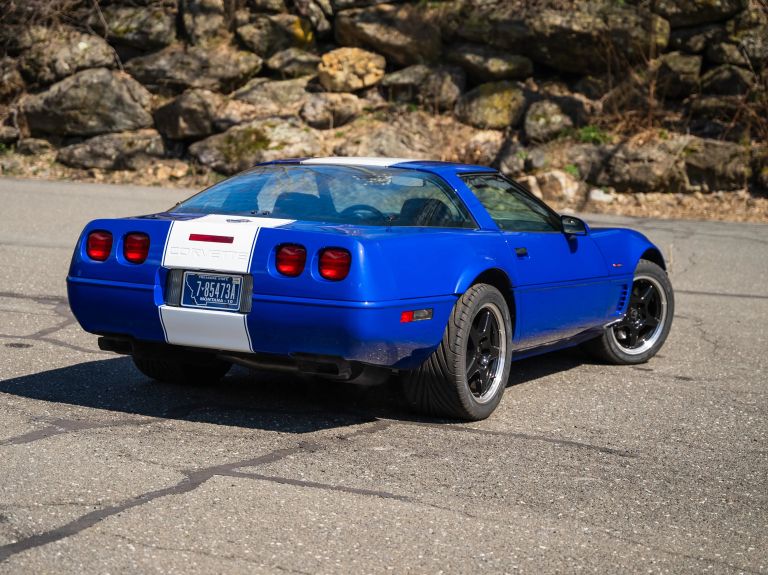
181;272;242;312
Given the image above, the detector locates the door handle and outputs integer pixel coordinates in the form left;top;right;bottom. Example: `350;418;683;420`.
515;247;528;257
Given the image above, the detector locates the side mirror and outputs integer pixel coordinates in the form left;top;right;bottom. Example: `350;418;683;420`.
561;215;589;236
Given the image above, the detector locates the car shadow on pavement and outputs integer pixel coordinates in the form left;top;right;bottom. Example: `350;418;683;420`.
0;350;587;433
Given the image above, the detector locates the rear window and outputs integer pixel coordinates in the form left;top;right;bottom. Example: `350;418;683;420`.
174;165;476;228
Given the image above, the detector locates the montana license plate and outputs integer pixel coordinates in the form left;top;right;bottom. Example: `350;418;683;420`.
181;272;242;312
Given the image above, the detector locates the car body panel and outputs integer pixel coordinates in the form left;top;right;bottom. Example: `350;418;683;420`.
67;158;665;371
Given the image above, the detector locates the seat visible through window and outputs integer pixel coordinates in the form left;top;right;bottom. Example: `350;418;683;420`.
399;198;453;226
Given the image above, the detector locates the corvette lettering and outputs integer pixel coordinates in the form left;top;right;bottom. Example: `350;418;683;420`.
168;246;248;260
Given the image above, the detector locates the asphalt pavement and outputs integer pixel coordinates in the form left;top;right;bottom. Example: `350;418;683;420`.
0;177;766;573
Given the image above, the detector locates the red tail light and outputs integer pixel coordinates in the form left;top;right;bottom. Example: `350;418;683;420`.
276;244;306;277
319;248;351;281
86;231;112;261
123;232;150;264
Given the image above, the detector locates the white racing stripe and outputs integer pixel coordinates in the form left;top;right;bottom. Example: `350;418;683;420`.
160;214;294;352
159;306;252;352
162;214;295;274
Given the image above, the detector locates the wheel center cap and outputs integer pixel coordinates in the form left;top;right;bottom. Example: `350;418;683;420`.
480;356;489;367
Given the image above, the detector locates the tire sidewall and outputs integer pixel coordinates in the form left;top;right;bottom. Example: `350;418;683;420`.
453;285;514;420
604;260;674;364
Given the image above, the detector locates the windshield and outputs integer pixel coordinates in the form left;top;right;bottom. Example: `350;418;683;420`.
174;165;476;228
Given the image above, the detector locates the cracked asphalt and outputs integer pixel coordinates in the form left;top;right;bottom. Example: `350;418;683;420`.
0;177;766;574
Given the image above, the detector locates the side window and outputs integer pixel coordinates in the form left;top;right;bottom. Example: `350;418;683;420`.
461;174;561;232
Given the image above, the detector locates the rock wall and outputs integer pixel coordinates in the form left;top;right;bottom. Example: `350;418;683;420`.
1;0;766;206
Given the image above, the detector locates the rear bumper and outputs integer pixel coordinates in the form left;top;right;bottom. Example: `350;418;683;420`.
67;276;455;369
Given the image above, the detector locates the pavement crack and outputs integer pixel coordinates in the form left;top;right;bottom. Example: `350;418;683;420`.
0;444;308;563
0;292;68;306
0;403;215;447
0;419;390;563
677;289;768;300
225;470;411;503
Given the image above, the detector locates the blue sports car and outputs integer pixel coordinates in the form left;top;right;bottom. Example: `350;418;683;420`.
67;157;674;420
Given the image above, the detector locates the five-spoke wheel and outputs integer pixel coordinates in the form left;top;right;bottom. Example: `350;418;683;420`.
466;303;507;404
401;284;513;421
584;259;674;364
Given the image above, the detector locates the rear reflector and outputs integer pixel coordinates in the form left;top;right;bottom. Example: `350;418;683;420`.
400;309;433;323
189;233;234;243
319;248;351;281
124;232;150;264
86;231;112;261
276;244;306;277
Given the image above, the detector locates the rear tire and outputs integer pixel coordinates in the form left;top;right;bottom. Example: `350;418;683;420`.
401;284;513;421
132;354;231;385
583;259;674;364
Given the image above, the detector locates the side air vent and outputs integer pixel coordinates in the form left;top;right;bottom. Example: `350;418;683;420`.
165;269;183;306
616;283;629;314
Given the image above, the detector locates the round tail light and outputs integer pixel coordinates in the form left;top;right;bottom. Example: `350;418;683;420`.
276;244;306;277
124;232;150;264
319;248;351;281
86;231;112;261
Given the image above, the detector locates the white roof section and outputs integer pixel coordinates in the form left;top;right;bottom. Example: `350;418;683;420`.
300;156;420;167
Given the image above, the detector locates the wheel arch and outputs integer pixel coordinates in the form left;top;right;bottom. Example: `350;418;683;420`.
640;247;666;271
467;268;516;327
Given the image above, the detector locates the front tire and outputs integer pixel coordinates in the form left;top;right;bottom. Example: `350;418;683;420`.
401;284;513;421
584;259;674;364
132;354;231;385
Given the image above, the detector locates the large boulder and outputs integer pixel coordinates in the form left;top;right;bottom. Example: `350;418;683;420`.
295;0;334;36
155;88;269;140
97;4;176;50
300;92;363;129
454;81;527;130
181;0;229;46
753;148;768;192
19;26;115;86
0;57;24;103
524;5;670;75
380;65;431;102
188;119;322;174
419;65;466;112
652;0;746;28
454;5;530;53
125;44;262;94
669;24;725;53
233;76;312;116
706;42;749;66
236;14;314;58
335;3;441;66
334;110;473;159
601;137;689;193
656;52;702;100
446;43;532;82
265;48;320;78
19;68;153;137
154;89;222;140
0;126;19;145
701;64;756;95
682;137;751;191
57;129;166;170
380;64;465;111
524;100;573;144
317;47;385;92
